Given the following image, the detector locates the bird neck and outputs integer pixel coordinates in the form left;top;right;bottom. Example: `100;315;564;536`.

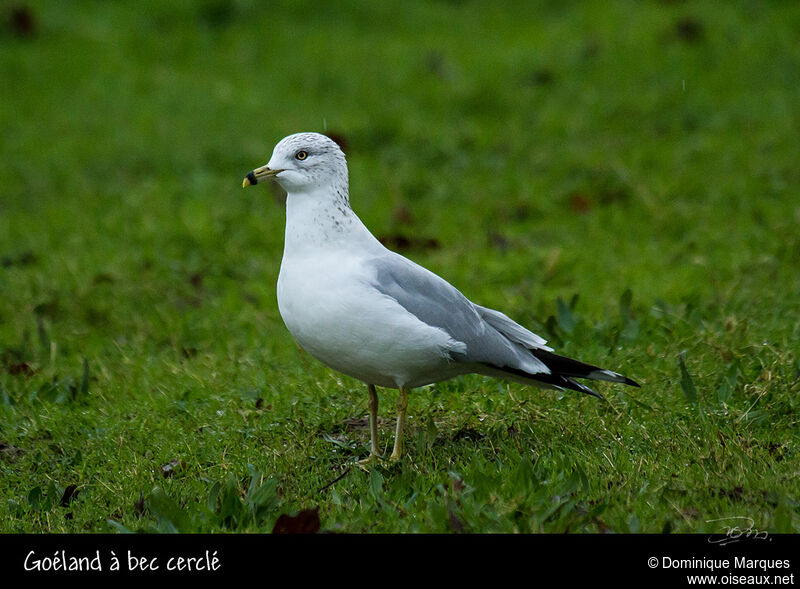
283;188;380;255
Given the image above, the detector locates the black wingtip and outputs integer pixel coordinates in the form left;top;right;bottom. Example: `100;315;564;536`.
531;349;640;388
553;376;606;400
543;374;607;400
575;381;605;401
483;363;607;400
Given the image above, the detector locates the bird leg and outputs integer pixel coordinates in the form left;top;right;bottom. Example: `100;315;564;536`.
367;384;380;457
357;384;381;466
389;387;409;461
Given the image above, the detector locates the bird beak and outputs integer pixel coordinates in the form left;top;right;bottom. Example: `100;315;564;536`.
242;164;284;187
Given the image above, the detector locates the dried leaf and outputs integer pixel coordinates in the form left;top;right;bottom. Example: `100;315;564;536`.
0;442;25;461
60;484;79;507
189;272;204;289
10;5;37;37
488;231;510;251
134;491;146;517
392;206;415;225
377;234;440;251
568;193;593;213
8;362;34;377
674;17;704;43
272;508;321;534
326;132;349;152
159;459;187;478
448;508;464;533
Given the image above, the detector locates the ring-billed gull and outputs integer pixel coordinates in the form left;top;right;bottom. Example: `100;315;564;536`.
243;132;639;462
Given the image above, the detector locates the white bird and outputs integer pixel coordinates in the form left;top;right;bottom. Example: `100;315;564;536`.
243;132;639;463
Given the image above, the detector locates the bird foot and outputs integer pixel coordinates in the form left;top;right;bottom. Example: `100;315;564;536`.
355;453;382;469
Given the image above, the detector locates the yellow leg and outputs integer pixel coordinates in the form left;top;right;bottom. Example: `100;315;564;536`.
389;387;409;461
357;384;381;467
367;384;379;457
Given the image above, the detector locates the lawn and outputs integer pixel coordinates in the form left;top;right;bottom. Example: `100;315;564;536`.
1;0;799;533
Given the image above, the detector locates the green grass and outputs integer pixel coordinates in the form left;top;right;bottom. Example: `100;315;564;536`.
1;0;799;533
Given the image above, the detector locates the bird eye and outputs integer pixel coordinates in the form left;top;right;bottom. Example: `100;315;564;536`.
295;150;308;160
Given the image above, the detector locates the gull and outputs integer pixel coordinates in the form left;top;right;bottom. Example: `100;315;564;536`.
243;132;639;463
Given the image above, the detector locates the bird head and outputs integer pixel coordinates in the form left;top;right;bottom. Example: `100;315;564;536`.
242;132;348;195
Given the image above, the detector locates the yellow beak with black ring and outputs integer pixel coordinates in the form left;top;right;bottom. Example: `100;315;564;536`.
242;164;284;187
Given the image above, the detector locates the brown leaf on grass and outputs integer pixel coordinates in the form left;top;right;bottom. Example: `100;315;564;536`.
159;459;187;478
8;362;34;377
33;299;60;318
340;417;367;431
377;234;440;252
712;486;744;502
60;484;79;507
513;204;531;221
340;416;387;431
272;508;321;534
326;132;349;152
526;68;555;86
768;442;787;462
392;206;416;226
0;442;25;461
9;6;36;37
134;491;146;517
189;272;204;289
682;506;700;519
488;231;510;251
181;346;197;359
593;518;612;533
568;193;594;213
674;17;704;43
450;477;466;494
1;250;38;267
92;272;116;285
175;295;202;309
448;508;464;533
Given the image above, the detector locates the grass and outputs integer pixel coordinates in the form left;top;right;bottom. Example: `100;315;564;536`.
1;0;799;534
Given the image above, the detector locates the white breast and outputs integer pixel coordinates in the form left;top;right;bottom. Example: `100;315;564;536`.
276;248;467;389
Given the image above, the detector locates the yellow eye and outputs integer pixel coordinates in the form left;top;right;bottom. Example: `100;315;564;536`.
295;150;308;160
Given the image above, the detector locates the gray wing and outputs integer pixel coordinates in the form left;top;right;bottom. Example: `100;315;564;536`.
365;252;551;375
472;304;553;352
365;252;640;398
